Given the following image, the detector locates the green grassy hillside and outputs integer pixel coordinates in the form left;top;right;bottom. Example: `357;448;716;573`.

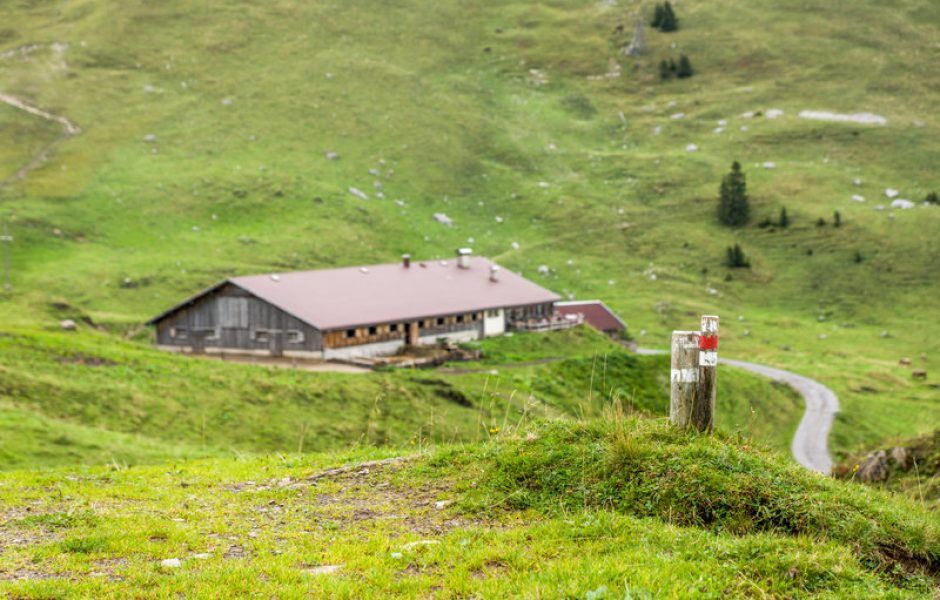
0;0;938;462
0;326;801;469
0;419;936;597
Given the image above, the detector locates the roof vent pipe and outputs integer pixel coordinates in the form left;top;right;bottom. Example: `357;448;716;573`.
457;248;472;269
489;265;500;282
402;254;411;268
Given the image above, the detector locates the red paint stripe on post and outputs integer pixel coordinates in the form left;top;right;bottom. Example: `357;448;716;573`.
700;335;718;350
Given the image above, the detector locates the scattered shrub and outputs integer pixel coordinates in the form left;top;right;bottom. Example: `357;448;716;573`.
833;211;841;227
853;251;863;263
725;243;751;268
779;207;790;228
816;217;826;227
925;191;938;205
676;54;693;78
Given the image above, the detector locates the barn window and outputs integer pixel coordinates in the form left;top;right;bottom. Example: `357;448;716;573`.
456;315;464;323
171;327;188;340
436;317;445;326
286;330;304;344
368;326;378;335
389;323;399;332
201;327;220;341
418;320;426;328
345;329;356;338
252;329;271;343
486;309;500;318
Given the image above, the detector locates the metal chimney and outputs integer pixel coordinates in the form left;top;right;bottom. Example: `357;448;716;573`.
489;265;500;282
402;254;411;268
457;248;472;269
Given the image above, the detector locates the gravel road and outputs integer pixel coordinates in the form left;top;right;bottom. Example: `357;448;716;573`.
637;348;839;473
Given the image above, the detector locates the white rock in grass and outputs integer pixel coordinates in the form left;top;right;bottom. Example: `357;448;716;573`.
511;241;520;250
221;97;232;106
762;162;776;169
324;151;339;160
852;194;865;202
891;199;915;209
537;265;550;275
60;319;77;331
495;216;504;223
402;540;440;550
434;500;453;510
718;119;728;126
766;108;784;119
607;279;615;286
306;565;343;575
884;188;899;198
368;168;381;176
143;133;157;143
375;191;384;199
143;84;156;93
653;125;662;135
670;112;685;120
192;553;211;560
741;111;755;118
740;125;749;132
874;205;885;211
433;213;454;226
685;143;698;152
852;178;862;186
161;558;182;568
348;187;368;201
538;181;550;188
393;199;406;207
713;127;724;134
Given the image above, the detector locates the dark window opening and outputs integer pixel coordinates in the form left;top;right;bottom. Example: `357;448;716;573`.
456;315;464;323
346;329;356;338
390;323;399;332
368;326;378;335
436;317;445;326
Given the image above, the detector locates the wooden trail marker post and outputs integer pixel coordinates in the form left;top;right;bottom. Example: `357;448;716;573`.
670;315;719;432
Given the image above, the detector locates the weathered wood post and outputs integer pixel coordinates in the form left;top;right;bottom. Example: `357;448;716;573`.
670;330;700;429
694;315;719;433
670;315;719;432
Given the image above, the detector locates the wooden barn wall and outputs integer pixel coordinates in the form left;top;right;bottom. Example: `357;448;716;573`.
155;284;322;353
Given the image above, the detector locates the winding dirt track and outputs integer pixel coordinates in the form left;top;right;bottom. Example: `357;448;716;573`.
637;348;839;473
0;91;81;190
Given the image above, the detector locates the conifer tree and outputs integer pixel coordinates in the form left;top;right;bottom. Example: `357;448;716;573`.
725;244;750;268
651;3;664;28
659;1;679;32
718;161;750;227
779;207;789;228
833;210;841;227
677;54;693;78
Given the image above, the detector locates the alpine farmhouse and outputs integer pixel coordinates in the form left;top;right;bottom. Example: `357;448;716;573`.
147;251;583;360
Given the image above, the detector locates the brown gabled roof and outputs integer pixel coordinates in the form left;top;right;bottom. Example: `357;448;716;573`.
148;256;560;330
555;300;626;333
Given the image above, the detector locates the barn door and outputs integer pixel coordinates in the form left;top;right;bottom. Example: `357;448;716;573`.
270;330;284;357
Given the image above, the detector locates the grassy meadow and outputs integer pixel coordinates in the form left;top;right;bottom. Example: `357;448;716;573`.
0;0;938;464
0;419;936;597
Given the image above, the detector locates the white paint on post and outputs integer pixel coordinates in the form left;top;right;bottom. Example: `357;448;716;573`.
670;330;700;429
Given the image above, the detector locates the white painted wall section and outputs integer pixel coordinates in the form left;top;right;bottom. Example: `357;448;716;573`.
323;339;405;360
483;309;505;337
419;329;481;345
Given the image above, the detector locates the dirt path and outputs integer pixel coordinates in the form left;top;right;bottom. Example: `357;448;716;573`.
0;91;81;191
636;348;838;474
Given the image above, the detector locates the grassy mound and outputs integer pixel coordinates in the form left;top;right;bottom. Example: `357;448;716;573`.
445;417;939;582
0;419;936;597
